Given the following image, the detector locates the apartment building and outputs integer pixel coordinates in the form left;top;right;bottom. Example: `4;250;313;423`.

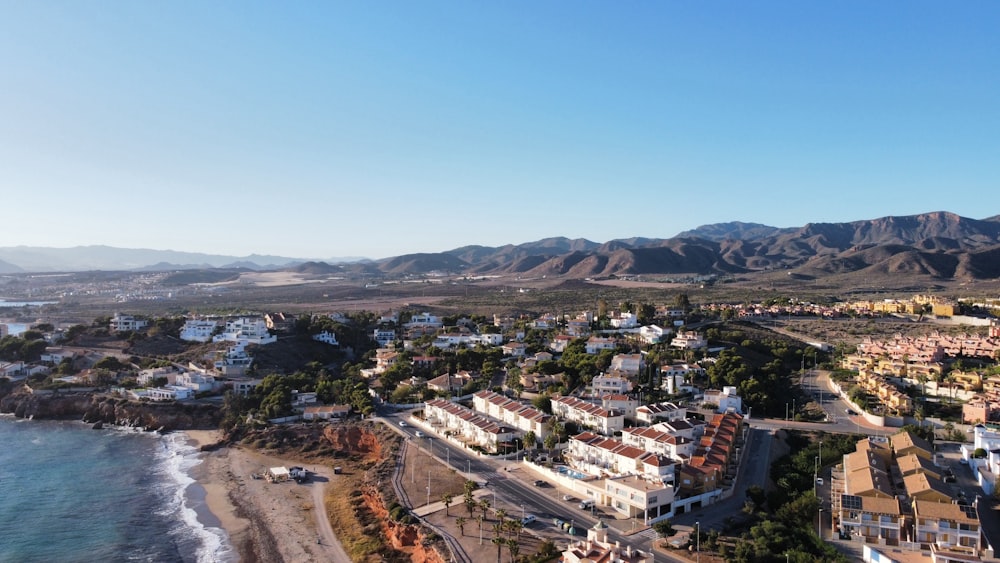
551;395;625;436
424;398;516;453
471;390;551;439
566;432;676;486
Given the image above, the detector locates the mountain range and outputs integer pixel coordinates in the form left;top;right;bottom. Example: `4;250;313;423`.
3;211;1000;281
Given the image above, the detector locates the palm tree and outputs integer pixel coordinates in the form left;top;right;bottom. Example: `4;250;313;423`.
442;493;453;516
456;517;466;536
480;498;492;520
496;508;507;523
492;523;505;563
506;538;520;563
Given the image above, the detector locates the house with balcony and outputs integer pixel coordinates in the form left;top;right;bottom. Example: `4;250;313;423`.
620;425;695;463
110;314;148;333
638;324;669;344
671;331;707;350
373;327;396;346
312;331;339;346
591;374;633;396
552;396;626;436
562;520;653;563
660;363;704;394
424;398;517;453
610;353;643;376
913;500;983;556
471;390;551;439
837;495;903;546
566;318;591;338
609;312;638;329
635;402;687;424
703;387;743;414
213;317;276;345
179;319;218;342
566;432;675;486
586;336;617;355
601;394;639;421
501;341;528;357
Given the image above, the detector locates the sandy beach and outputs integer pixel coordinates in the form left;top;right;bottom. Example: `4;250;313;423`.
185;430;350;563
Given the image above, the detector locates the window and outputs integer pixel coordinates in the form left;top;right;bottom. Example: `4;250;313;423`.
649;496;657;504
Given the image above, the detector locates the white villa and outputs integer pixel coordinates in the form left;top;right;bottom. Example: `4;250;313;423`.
591;374;633;395
671;331;707;350
179;319;218;342
609;353;643;376
638;324;669;344
110;314;148;333
312;331;339;346
213;317;276;345
703;386;743;414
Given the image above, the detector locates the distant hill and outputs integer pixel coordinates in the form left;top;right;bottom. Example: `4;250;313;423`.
6;211;1000;285
365;211;1000;282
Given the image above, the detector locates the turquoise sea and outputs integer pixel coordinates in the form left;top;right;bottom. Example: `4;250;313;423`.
0;416;235;563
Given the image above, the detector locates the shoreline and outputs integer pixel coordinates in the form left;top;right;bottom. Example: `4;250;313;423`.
182;429;350;563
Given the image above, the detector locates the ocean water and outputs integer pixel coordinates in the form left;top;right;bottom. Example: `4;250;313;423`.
0;416;235;563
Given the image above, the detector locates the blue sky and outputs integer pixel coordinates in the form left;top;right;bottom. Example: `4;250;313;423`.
2;2;997;260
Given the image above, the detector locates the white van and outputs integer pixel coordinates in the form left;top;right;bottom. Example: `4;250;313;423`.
579;499;595;510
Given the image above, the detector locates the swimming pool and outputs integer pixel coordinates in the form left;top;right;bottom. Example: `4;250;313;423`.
556;465;588;479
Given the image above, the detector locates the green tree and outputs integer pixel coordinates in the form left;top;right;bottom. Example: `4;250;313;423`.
442;493;453;516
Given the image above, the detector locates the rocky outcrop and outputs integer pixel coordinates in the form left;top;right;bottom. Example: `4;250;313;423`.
361;482;445;563
0;387;221;431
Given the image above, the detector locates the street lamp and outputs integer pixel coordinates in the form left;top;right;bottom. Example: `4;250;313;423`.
695;521;700;563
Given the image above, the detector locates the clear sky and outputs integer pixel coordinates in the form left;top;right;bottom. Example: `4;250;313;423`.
2;2;997;260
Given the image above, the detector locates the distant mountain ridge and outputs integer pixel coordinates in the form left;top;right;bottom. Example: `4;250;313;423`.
3;212;1000;283
368;211;1000;281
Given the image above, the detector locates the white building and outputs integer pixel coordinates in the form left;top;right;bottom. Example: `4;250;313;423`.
635;402;687;425
213;317;276;345
567;431;676;486
179;319;218;342
405;312;443;329
312;331;339;346
551;396;625;436
671;331;707;350
703;386;743;414
660;363;704;394
563;520;653;563
472;390;551;439
591;374;633;395
621;425;696;462
110;314;148;333
586;337;617;355
609;353;643;376
609;312;638;329
638;324;669;344
373;327;396;346
147;385;193;401
425;398;517;453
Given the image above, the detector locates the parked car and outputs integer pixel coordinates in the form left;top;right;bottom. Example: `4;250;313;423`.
579;499;595;510
415;431;424;437
533;479;545;487
845;408;858;416
562;494;574;501
398;421;407;427
521;514;537;525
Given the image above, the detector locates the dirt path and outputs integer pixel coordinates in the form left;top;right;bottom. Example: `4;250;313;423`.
311;474;351;563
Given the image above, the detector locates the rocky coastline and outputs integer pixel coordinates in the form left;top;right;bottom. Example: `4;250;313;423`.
0;384;222;431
